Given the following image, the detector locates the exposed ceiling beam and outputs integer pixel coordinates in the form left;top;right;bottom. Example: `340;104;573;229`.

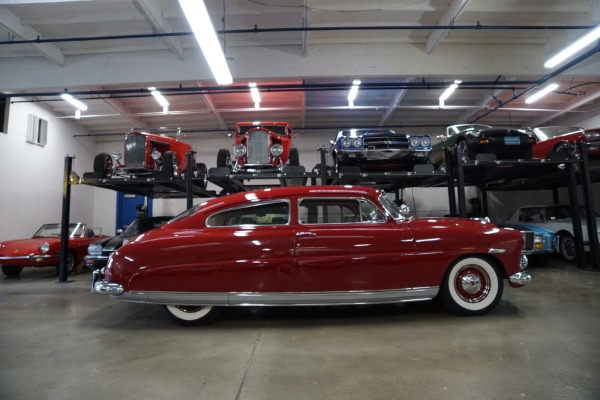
195;82;227;130
0;6;64;66
425;0;470;55
134;0;183;60
378;77;414;126
529;88;600;127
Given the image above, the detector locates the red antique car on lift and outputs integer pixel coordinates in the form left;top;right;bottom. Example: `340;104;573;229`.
216;121;299;173
91;131;207;182
0;222;106;277
529;126;600;159
93;185;531;325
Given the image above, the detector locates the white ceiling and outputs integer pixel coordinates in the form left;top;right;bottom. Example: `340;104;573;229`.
1;0;600;139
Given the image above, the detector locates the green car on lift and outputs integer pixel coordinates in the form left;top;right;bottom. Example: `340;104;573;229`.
427;124;535;171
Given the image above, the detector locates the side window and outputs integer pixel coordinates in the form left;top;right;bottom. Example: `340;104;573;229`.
299;198;384;224
207;201;289;227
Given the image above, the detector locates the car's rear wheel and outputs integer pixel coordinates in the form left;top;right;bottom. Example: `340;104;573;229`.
554;142;576;158
195;162;208;188
160;304;220;326
93;152;113;179
440;256;503;316
1;265;23;278
217;149;231;169
163;151;178;178
457;141;470;161
558;232;577;263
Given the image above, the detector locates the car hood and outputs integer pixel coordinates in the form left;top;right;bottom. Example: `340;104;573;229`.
102;236;126;252
501;223;556;235
0;238;60;255
478;129;529;137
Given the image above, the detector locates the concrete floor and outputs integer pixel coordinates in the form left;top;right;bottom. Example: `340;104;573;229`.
1;259;599;400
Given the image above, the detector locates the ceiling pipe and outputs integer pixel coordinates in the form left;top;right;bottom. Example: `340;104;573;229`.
470;42;600;123
0;24;595;46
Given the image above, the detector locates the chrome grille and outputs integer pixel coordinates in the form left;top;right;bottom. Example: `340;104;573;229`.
363;136;409;150
125;134;146;168
247;130;270;164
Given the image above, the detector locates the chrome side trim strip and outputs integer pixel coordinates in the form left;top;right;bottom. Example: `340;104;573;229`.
116;287;439;306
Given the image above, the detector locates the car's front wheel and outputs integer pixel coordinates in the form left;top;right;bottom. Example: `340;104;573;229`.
1;265;23;278
440;256;503;316
93;152;113;179
558;232;577;263
217;149;232;169
159;304;220;326
163;151;179;178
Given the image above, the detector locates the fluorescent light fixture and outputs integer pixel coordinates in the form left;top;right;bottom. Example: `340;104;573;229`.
75;109;81;119
439;80;462;102
348;79;361;107
149;87;170;108
525;83;559;104
249;82;261;109
545;25;600;68
179;0;233;85
60;93;88;111
162;106;169;115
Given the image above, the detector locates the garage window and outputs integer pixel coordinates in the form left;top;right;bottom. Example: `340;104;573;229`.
26;114;48;147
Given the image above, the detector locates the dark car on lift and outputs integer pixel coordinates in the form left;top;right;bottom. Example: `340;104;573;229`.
328;128;431;172
84;216;172;270
89;131;207;184
427;124;536;171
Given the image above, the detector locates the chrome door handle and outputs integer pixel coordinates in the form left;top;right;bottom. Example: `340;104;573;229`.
296;232;317;237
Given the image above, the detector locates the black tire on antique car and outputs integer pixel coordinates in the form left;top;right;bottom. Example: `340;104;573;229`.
439;256;504;316
163;151;179;178
554;142;577;158
1;265;23;278
456;140;471;161
195;162;208;189
288;147;300;166
93;152;113;179
217;149;231;169
159;304;220;326
558;232;577;263
66;251;77;275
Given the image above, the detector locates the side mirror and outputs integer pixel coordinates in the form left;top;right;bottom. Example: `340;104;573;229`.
116;229;123;235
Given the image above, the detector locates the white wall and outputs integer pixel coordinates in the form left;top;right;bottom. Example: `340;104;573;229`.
0;101;99;241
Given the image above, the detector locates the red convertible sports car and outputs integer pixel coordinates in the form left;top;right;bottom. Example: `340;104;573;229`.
0;223;106;277
93;185;531;325
529;126;600;159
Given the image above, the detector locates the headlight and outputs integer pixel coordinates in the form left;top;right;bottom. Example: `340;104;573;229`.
409;137;421;147
39;243;50;254
421;137;431;147
270;144;284;157
87;243;103;255
352;138;362;148
341;138;351;148
234;144;246;157
151;148;161;161
534;234;544;249
112;151;122;162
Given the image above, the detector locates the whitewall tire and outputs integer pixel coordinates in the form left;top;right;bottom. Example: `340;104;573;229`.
440;257;503;316
159;304;219;326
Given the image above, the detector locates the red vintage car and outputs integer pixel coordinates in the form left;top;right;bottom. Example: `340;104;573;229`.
216;121;299;173
0;222;107;277
92;131;207;180
530;126;600;159
92;185;531;325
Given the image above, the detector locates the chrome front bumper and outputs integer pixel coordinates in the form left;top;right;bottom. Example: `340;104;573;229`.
509;271;533;286
91;269;123;295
